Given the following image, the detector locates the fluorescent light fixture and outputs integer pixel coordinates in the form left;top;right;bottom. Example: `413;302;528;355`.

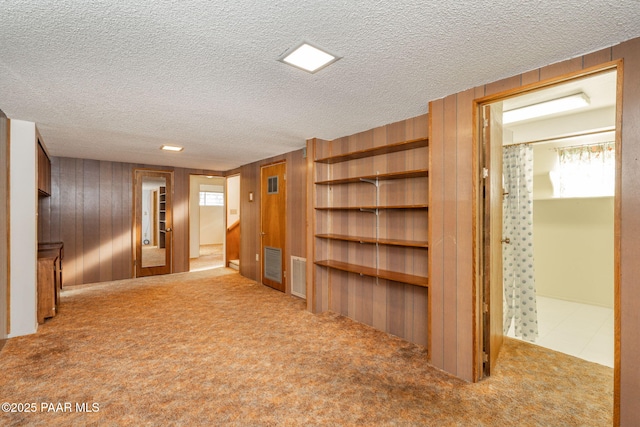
161;145;184;152
503;93;590;124
279;42;340;73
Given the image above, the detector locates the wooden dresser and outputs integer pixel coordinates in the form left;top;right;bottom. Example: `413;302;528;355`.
37;242;63;324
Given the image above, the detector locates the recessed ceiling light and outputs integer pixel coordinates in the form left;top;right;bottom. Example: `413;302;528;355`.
279;42;340;73
161;145;184;152
503;93;590;124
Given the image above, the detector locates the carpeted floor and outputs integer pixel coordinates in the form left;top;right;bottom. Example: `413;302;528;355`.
190;244;224;271
0;268;613;426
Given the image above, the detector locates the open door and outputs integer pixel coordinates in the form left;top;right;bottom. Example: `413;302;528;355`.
260;162;286;292
481;103;504;376
135;170;173;277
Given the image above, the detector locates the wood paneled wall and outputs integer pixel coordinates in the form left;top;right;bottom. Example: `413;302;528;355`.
429;37;640;423
39;157;222;286
306;115;429;347
232;148;307;294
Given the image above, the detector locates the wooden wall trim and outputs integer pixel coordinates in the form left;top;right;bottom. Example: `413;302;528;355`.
612;36;640;427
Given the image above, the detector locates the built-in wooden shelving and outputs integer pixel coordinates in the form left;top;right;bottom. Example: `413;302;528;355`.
315;233;428;248
315;169;428;185
314;259;428;288
313;134;429;291
315;204;428;211
315;137;428;164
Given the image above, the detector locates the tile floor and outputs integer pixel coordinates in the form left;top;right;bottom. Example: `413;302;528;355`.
507;295;614;367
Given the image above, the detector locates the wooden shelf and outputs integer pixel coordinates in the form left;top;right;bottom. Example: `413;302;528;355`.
315;233;428;248
315;259;428;287
315;204;428;211
315;169;428;185
315;137;428;164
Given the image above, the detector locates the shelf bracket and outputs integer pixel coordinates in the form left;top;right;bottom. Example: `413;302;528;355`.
359;208;377;214
359;178;379;187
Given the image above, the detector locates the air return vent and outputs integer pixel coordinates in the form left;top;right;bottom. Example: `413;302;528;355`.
264;246;282;283
290;256;306;299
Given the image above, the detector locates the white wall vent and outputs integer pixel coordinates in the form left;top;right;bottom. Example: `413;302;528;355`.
290;256;306;299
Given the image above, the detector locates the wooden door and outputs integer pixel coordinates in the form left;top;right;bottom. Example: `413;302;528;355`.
482;103;504;376
261;162;286;292
135;170;173;277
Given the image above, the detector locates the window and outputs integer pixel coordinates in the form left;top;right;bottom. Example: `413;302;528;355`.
551;142;615;198
199;191;224;206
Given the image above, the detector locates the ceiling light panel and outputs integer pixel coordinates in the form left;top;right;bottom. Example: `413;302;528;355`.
279;42;340;73
161;145;184;152
503;93;590;124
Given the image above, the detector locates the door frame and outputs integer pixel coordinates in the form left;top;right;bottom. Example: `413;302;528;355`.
134;169;174;277
472;60;622;395
260;160;287;292
187;173;227;270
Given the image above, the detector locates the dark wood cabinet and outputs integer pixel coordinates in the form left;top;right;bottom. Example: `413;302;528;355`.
37;242;63;324
37;139;51;197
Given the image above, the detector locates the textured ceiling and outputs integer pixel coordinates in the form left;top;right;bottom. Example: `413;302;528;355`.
1;1;639;171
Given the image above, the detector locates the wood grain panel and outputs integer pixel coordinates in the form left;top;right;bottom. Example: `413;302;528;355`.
584;48;612;69
83;160;100;284
612;37;640;427
99;162;113;282
520;69;540;86
539;56;582;81
455;88;476;380
485;75;522;97
442;94;458;374
429;99;445;367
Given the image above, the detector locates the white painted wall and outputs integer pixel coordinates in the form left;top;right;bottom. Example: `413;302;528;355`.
534;197;614;307
9;120;37;337
227;174;240;227
200;206;224;244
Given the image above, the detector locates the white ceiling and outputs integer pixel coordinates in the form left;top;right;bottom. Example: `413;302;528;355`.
1;1;639;171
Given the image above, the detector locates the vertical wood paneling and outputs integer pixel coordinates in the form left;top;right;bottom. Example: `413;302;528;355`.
442;94;458;374
99;161;113;282
584;48;612;69
455;88;476;380
613;37;640;427
429;99;445;367
539;56;582;81
83;160;100;284
44;158;221;286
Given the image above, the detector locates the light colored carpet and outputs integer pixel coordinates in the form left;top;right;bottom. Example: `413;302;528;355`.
190;244;224;271
0;268;612;426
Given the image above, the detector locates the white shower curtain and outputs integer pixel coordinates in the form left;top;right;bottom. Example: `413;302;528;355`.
502;144;538;342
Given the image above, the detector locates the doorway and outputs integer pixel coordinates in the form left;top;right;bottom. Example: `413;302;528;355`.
477;66;620;377
189;175;226;272
260;162;286;292
135;169;173;277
